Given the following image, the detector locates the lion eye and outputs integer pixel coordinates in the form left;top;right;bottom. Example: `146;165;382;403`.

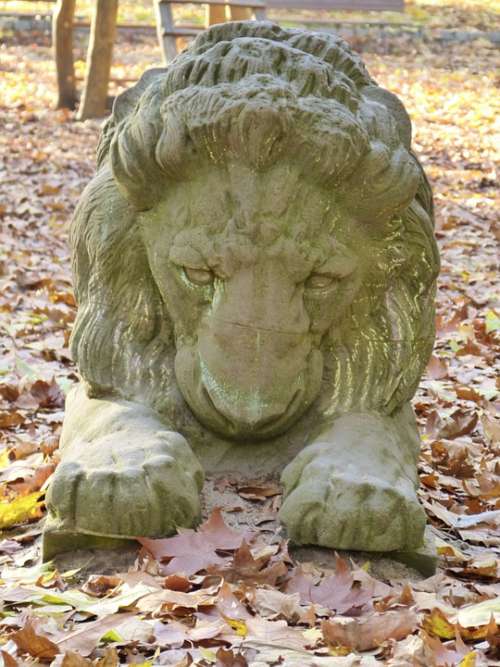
183;267;214;286
305;273;336;290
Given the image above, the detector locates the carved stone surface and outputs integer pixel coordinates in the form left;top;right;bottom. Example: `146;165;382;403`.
44;21;439;557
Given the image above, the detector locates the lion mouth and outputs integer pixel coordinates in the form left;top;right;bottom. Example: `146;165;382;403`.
175;345;323;442
200;383;305;440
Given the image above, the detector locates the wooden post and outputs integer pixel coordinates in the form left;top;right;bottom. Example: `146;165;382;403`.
77;0;119;120
207;3;227;27
154;0;178;64
53;0;77;110
229;5;252;20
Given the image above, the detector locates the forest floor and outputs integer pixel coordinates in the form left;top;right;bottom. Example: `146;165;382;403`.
0;8;499;667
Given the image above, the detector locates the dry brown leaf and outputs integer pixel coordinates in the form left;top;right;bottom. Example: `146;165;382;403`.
139;508;253;576
61;652;93;667
481;414;500;447
211;540;287;586
96;648;119;667
82;575;123;597
12;618;59;660
427;355;449;380
244;616;309;651
0;411;25;429
322;609;418;651
422;631;476;667
163;574;192;592
216;582;252;620
136;582;220;615
236;482;281;501
8;441;39;461
252;588;304;622
54;613;136;657
9;463;55;495
0;651;18;667
16;379;64;410
286;555;375;614
215;647;248;667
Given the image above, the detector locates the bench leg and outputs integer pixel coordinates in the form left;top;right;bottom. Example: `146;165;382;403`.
154;0;178;63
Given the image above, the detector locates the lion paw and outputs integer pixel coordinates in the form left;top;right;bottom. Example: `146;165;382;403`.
47;431;203;538
279;444;425;552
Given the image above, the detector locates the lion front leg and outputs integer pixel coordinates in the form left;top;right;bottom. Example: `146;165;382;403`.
279;404;426;552
44;384;203;558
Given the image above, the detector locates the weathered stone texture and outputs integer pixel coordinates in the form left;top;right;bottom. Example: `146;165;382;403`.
44;21;439;557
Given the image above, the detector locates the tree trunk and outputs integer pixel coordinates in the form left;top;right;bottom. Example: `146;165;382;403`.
53;0;77;110
77;0;119;120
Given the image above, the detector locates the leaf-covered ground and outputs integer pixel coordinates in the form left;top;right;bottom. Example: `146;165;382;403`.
0;7;499;666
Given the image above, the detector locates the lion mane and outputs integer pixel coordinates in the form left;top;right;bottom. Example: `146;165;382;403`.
70;21;439;434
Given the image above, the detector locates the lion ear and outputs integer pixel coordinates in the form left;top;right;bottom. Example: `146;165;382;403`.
109;82;170;211
113;67;167;121
363;85;412;149
97;67;167;171
110;119;160;211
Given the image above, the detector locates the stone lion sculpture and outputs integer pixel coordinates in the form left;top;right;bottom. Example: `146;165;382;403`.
44;21;439;558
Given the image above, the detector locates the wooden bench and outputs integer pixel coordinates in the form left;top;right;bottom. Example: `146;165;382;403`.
267;0;404;10
155;0;404;62
155;0;266;62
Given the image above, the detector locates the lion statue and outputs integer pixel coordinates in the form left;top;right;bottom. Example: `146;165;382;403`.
44;21;439;559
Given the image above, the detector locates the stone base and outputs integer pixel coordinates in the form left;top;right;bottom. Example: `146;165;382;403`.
43;477;436;581
42;519;136;562
291;526;437;578
389;527;437;576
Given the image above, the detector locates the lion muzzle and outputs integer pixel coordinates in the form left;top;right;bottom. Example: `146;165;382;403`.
175;320;323;440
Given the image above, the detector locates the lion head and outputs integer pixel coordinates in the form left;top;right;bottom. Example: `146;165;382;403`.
70;22;439;443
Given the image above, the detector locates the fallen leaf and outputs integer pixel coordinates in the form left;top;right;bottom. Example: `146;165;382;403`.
0;411;25;428
0;491;44;529
14;582;156;617
12;618;59;660
163;574;192;592
215;647;248;667
287;556;374;614
0;651;18;667
454;510;500;529
423;607;456;640
9;463;55;495
236;482;281;501
427;355;449;380
252;588;304;622
17;378;64;410
212;540;287;586
222;615;248;638
61;652;93;667
244;616;310;651
458;598;500;627
216;582;252;620
321;609;418;651
153;618;227;646
136;582;220;614
8;441;38;461
82;575;123;597
422;631;476;667
139;509;253;576
55;613;136;657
